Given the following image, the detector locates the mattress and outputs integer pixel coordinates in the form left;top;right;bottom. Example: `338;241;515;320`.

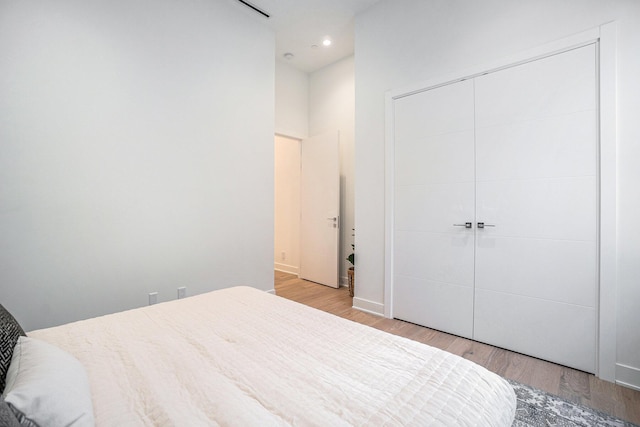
29;286;516;426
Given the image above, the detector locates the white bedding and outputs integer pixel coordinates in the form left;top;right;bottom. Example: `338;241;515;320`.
29;286;516;426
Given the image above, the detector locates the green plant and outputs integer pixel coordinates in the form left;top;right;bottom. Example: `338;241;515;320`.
346;244;354;266
346;229;355;266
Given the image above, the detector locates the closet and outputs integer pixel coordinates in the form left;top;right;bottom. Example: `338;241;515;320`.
391;44;598;373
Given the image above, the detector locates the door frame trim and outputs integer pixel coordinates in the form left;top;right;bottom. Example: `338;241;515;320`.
383;22;617;382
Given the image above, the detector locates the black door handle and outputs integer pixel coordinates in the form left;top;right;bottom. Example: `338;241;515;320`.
477;222;495;229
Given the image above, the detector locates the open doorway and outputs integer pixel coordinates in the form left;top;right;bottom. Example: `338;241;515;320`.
274;56;355;292
274;134;301;276
274;133;341;288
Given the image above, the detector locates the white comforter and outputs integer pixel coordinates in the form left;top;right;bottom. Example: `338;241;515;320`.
29;286;516;426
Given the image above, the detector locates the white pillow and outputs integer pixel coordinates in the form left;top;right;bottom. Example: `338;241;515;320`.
2;336;94;427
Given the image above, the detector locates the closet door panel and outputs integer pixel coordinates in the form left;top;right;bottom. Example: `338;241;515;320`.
394;229;474;338
392;80;475;338
393;276;474;338
476;176;596;242
476;111;596;182
474;44;597;372
474;289;596;373
395;230;474;287
475;237;597;307
394;81;475;138
395;131;475;187
474;45;596;128
395;182;474;232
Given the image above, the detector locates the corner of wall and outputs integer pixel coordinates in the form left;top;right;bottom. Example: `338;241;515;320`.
275;60;309;139
352;297;384;317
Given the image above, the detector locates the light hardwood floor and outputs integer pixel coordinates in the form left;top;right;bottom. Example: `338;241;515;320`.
274;271;640;425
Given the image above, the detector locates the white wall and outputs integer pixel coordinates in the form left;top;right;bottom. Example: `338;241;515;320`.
274;135;301;274
355;0;640;387
0;0;275;331
274;60;307;274
275;60;309;139
309;56;356;285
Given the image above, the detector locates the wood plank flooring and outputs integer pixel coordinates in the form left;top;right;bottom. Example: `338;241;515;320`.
274;271;640;425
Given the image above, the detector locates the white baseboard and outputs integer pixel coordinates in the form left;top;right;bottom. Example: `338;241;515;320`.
353;297;384;317
274;263;299;275
616;363;640;391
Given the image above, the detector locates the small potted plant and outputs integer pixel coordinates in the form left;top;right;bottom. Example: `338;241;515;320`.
347;230;355;297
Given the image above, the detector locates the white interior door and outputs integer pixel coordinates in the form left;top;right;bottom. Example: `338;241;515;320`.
299;132;340;288
392;81;476;338
473;44;598;373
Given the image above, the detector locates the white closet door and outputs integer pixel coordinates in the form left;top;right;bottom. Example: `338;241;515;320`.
473;45;598;372
392;80;475;338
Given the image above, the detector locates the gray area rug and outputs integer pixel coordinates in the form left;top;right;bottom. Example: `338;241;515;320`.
509;379;639;427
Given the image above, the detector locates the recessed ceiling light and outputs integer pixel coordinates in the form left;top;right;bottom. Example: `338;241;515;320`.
311;44;319;49
283;52;294;60
322;38;332;47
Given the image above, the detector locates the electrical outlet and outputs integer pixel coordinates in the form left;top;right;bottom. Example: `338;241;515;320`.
148;292;158;305
177;287;186;299
281;251;286;261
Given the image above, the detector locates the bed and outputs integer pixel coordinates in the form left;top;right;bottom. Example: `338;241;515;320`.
2;286;516;426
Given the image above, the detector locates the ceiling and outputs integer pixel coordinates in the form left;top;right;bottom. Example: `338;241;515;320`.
230;0;381;73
